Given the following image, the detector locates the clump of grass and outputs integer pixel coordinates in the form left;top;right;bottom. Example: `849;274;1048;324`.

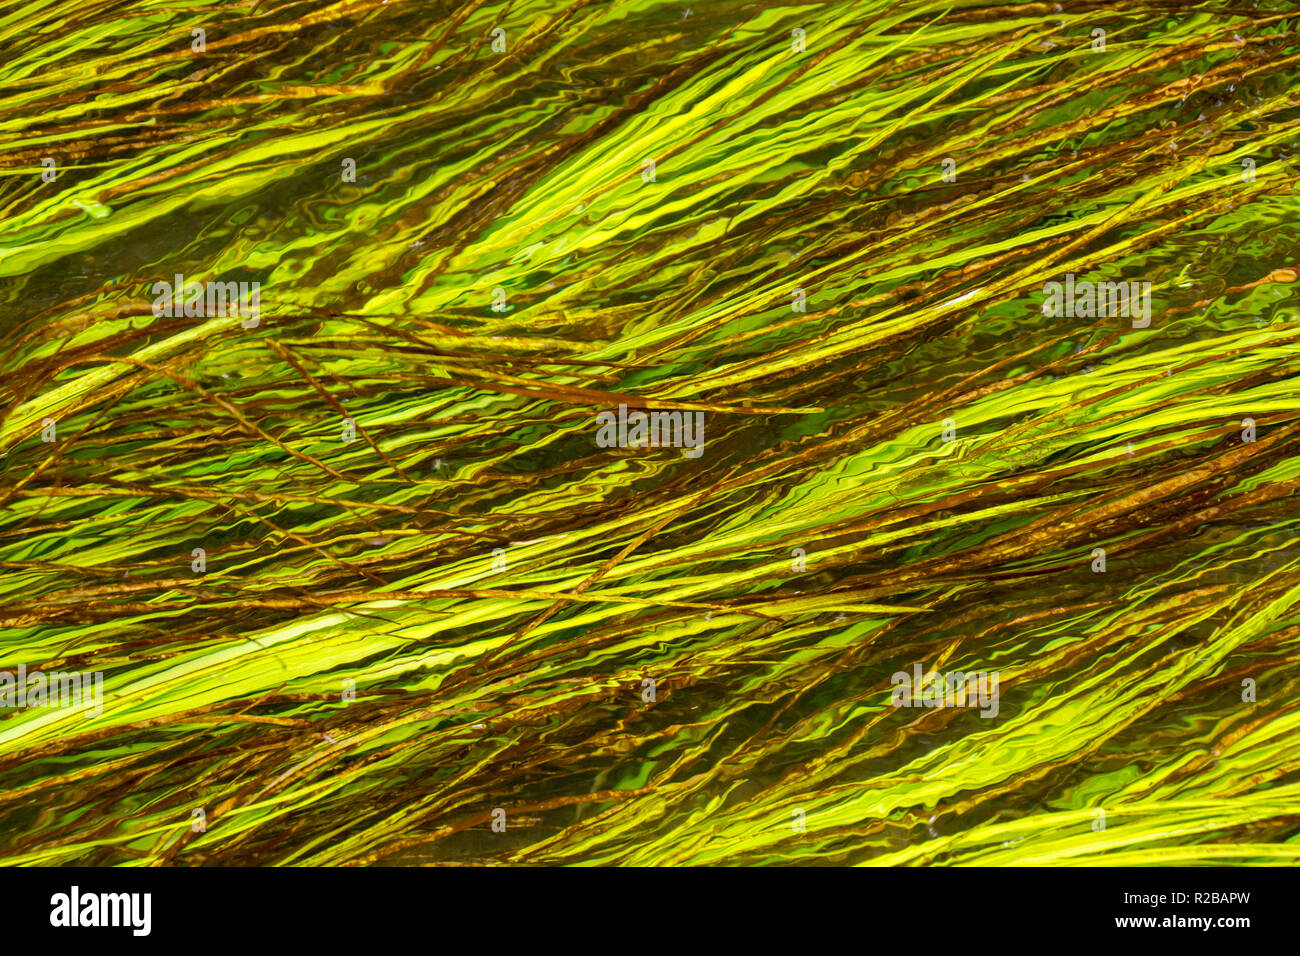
1;0;1299;865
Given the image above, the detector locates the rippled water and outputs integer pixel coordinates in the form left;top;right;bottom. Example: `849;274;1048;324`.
0;0;1298;866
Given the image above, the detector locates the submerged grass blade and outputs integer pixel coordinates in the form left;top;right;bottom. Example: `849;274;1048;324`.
1;0;1298;866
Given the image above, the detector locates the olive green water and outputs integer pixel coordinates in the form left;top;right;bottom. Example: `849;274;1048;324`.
1;0;1299;865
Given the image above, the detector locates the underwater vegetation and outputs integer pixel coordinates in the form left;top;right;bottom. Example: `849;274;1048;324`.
1;0;1299;865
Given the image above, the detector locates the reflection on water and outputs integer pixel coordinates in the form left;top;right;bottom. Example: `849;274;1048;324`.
0;0;1298;866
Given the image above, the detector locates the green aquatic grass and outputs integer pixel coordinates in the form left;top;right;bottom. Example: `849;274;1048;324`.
0;0;1299;865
